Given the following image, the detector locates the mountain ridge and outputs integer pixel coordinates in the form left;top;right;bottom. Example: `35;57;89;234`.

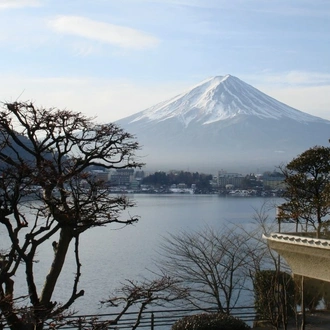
116;75;330;173
126;75;327;127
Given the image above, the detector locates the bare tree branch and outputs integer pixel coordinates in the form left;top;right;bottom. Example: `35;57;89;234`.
0;101;144;330
157;226;255;314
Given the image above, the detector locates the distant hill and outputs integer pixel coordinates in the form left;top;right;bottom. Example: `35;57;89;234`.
117;75;330;173
0;135;34;163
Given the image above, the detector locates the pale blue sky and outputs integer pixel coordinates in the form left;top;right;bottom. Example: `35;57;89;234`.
1;0;329;122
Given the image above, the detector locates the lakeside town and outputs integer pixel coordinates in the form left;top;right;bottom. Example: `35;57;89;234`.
91;167;286;197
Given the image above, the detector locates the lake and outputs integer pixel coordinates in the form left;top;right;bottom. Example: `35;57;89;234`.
1;194;283;315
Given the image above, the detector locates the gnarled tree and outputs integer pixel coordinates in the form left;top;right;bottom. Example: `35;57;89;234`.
0;102;143;330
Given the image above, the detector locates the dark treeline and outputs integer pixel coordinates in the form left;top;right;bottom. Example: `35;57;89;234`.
142;171;213;191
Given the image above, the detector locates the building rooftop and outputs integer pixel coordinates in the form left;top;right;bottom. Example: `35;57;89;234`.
264;232;330;282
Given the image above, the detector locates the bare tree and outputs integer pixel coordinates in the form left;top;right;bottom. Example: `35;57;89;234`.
246;203;297;330
0;102;143;330
157;226;255;314
100;275;188;330
249;202;286;273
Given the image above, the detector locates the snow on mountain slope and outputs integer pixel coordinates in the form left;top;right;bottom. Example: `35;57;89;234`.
116;74;330;172
128;75;325;127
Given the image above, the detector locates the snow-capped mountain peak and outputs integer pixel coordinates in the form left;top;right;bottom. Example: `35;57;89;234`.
130;75;324;127
116;74;330;172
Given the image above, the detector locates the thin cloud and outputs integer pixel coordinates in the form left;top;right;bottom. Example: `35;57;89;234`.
0;74;187;122
143;0;214;8
260;85;330;121
48;15;160;50
246;1;330;18
0;0;41;9
243;70;330;119
259;71;330;86
143;0;330;16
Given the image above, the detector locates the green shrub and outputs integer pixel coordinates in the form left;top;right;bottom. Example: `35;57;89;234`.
294;276;324;312
171;312;250;330
254;270;295;327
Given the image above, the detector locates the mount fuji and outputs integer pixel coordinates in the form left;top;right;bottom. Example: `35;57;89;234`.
116;75;330;173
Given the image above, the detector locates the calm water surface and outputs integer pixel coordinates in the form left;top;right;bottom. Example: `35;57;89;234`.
2;194;283;314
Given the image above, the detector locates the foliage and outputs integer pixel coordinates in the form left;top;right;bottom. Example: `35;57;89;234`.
321;281;330;310
158;226;257;314
254;270;295;328
0;102;143;330
142;171;212;192
171;312;250;330
241;174;260;189
280;145;330;236
294;276;325;312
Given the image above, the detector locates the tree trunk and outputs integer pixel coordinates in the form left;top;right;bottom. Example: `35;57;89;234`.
301;276;305;330
40;226;73;307
3;227;74;330
317;222;321;239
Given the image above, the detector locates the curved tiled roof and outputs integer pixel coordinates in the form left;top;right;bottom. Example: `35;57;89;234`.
263;232;330;249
